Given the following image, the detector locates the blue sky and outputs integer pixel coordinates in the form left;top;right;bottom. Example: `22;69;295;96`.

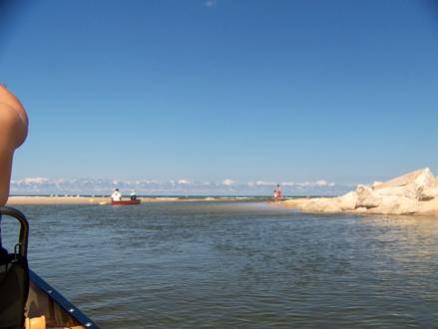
2;0;438;194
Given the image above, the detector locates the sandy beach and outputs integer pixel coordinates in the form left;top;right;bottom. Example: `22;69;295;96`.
5;196;251;205
6;196;184;205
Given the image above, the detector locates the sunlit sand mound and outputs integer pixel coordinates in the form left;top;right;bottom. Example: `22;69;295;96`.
282;168;438;216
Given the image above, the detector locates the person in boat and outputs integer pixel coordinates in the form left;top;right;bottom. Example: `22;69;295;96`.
273;184;283;201
0;86;95;329
0;84;29;256
111;188;122;201
130;190;137;201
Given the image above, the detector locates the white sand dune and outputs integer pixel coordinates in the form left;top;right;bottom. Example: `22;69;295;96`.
282;168;438;216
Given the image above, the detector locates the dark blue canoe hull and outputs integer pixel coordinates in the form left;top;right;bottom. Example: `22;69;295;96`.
28;270;100;328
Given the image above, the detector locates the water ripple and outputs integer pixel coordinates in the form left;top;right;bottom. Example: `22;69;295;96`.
2;202;437;328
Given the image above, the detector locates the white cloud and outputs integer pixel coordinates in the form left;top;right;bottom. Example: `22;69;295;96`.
280;180;336;188
10;177;342;196
254;180;277;187
204;0;217;8
222;179;236;186
315;179;335;187
13;177;49;185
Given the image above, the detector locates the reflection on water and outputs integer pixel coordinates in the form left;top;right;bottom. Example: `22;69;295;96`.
2;202;438;328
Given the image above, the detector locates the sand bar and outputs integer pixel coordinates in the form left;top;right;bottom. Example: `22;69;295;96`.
5;196;246;205
6;196;187;205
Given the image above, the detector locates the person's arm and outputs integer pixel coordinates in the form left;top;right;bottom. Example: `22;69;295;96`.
0;137;13;205
0;85;28;205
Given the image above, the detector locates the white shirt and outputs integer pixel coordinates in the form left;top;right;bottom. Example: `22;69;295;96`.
111;191;122;201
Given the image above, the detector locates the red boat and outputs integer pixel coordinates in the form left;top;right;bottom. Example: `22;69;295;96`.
111;199;141;206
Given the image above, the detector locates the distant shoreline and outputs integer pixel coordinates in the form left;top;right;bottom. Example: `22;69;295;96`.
6;195;276;205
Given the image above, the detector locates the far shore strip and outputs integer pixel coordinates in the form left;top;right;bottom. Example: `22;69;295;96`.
6;196;186;205
6;196;256;205
9;168;438;217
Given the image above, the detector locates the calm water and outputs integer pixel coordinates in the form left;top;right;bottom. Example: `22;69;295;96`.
2;202;438;328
